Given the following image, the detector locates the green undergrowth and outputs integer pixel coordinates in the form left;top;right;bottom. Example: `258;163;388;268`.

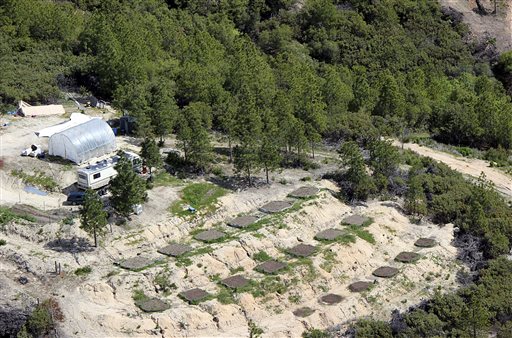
347;225;376;244
0;206;36;227
315;233;357;245
11;169;58;192
175;246;214;267
152;171;184;187
132;289;149;303
74;266;92;276
170;182;227;217
242;197;317;234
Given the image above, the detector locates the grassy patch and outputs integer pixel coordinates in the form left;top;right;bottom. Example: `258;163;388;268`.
347;225;375;244
74;266;92;276
132;289;149;303
170;183;227;217
288;293;301;304
316;233;356;245
216;287;237;305
175;246;214;267
154;270;176;295
152;171;184;187
250;276;288;297
319;250;337;273
0;206;36;227
253;250;272;262
11;169;58;192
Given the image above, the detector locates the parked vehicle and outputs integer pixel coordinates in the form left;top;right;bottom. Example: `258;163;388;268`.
77;151;142;191
77;157;117;190
66;191;86;205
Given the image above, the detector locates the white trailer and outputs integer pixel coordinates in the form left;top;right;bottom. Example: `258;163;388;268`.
77;158;117;191
77;151;142;191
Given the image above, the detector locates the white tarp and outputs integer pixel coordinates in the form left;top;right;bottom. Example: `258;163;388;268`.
48;119;116;164
36;113;99;137
17;100;65;117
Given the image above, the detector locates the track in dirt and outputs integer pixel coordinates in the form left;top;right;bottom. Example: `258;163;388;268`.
395;141;512;199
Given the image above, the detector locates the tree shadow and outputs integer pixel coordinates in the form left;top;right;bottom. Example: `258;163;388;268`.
213;146;231;158
45;236;94;253
207;175;268;192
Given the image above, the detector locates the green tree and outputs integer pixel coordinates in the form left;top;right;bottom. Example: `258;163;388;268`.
259;110;282;184
354;319;392;338
140;138;162;174
110;155;146;218
302;328;330;338
338;141;375;201
176;102;212;169
368;140;400;178
405;176;427;216
79;189;108;247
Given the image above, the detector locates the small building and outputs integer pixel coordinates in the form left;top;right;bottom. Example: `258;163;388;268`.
48;119;116;164
16;100;65;117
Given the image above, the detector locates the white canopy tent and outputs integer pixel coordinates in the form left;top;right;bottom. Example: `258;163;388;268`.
36;113;99;137
17;100;65;117
48;119;116;164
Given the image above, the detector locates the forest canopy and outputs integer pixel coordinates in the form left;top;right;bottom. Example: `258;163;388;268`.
2;0;512;150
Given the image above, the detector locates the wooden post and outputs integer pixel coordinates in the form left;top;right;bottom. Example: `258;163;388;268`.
55;261;58;274
58;263;61;275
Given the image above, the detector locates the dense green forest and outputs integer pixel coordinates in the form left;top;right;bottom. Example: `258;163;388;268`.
3;0;512;154
3;1;512;336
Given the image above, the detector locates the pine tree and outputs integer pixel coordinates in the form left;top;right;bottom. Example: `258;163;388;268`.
80;189;108;247
259;109;282;184
176;102;212;170
110;155;146;218
339;141;375;201
140;138;162;174
405;176;427;216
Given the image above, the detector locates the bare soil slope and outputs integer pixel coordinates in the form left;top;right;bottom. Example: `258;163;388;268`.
439;0;512;53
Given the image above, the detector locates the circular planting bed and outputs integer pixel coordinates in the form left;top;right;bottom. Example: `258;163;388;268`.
372;266;399;278
394;251;421;263
254;260;287;274
348;281;373;293
221;275;250;289
342;214;370;226
287;244;317;258
119;256;155;271
259;201;293;214
293;307;316;318
288;186;319;198
414;238;437;248
320;293;343;305
193;229;226;242
314;228;345;241
136;298;170;312
157;243;192;257
227;215;259;229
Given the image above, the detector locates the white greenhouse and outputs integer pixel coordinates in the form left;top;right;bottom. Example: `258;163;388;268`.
48;119;116;164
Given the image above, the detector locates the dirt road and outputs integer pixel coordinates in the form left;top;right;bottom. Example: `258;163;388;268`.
396;141;512;199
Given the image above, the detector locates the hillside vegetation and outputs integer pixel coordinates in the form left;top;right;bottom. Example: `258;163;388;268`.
2;0;512;153
3;1;512;337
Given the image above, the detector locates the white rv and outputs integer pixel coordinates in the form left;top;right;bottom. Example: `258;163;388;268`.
77;151;142;191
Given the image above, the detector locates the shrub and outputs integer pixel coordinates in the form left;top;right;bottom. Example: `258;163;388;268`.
485;146;509;167
253;250;272;262
74;266;92;276
302;328;330;338
0;239;6;246
11;169;58;192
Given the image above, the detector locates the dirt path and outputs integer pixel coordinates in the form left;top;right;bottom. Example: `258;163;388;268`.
396;141;512;198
